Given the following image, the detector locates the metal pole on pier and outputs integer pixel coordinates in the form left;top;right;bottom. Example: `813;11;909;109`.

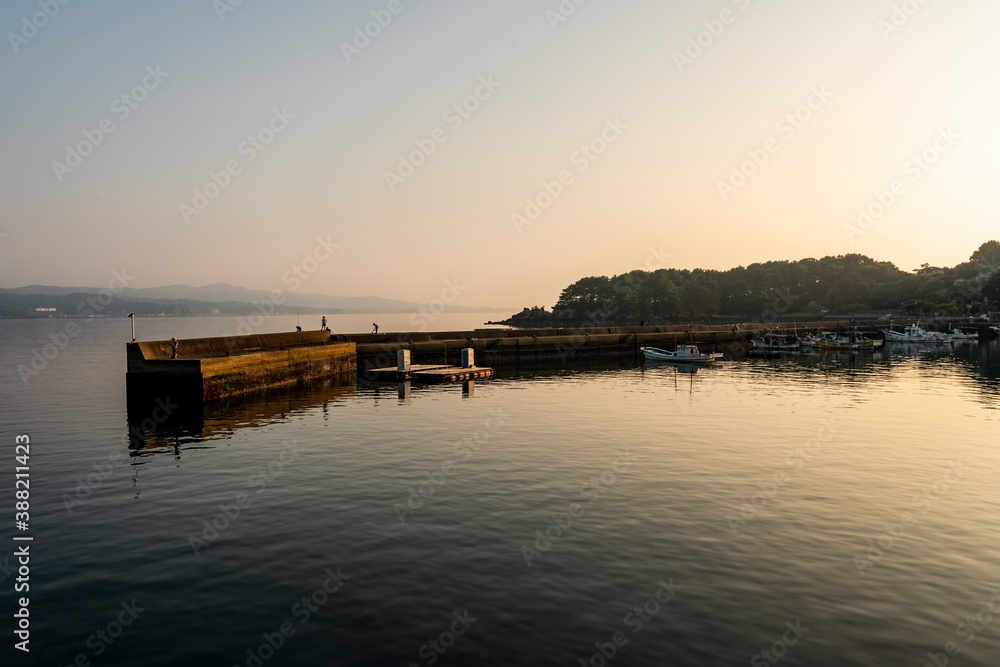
128;312;135;342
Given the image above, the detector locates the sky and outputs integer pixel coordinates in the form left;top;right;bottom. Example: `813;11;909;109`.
1;0;998;310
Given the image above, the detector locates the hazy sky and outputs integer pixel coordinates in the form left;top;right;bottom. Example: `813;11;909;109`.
1;0;998;309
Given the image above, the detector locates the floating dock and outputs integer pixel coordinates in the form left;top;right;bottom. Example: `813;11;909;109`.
365;348;494;383
366;364;495;383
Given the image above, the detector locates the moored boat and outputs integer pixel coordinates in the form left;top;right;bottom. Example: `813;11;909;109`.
641;345;723;364
882;322;951;344
804;331;883;351
949;329;978;342
750;334;800;353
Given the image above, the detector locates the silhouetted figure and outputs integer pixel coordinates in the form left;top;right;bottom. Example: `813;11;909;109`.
321;316;327;330
295;325;302;332
372;323;379;334
170;337;178;359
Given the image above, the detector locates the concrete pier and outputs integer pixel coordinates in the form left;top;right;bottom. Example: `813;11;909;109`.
126;330;355;403
338;318;997;379
339;321;828;377
125;318;996;400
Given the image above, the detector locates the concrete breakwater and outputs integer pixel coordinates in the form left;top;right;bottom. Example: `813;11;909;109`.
126;320;995;405
126;330;355;403
342;319;996;375
337;320;870;377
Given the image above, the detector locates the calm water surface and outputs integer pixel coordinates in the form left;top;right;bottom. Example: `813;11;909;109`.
1;315;998;666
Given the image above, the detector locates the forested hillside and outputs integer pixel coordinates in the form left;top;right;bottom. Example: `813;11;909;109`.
502;241;1000;327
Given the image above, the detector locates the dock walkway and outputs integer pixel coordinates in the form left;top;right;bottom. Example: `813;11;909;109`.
366;364;495;383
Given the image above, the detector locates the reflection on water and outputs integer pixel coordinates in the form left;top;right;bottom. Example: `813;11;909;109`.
62;332;999;666
126;380;357;455
126;341;1000;458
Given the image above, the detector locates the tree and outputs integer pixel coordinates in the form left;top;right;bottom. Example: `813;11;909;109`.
900;299;937;316
982;272;1000;307
555;276;613;320
971;240;1000;268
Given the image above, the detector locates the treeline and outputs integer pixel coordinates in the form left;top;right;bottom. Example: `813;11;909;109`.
502;242;1000;328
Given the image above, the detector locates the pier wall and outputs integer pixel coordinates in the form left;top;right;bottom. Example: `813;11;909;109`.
130;330;332;360
127;331;355;403
124;319;995;399
339;321;851;377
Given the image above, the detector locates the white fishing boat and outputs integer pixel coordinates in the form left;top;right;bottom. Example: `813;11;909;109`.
750;334;800;352
641;344;722;364
805;331;883;351
949;329;978;342
882;322;951;344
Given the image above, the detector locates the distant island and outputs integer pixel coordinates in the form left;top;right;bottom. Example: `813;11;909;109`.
0;283;506;319
493;241;1000;328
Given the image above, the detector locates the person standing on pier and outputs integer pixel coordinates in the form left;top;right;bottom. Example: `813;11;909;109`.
372;323;379;334
321;315;327;330
170;337;178;359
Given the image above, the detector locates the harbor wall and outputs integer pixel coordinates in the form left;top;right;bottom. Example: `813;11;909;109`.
339;321;839;378
342;320;995;377
126;331;355;403
124;320;995;401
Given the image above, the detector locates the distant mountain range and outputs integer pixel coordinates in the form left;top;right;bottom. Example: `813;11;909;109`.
0;283;507;318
